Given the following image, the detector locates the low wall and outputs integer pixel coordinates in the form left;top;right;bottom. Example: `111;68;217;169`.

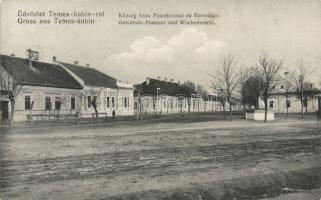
246;110;274;121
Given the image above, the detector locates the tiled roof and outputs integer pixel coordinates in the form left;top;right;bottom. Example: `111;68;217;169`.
134;78;190;96
60;62;117;88
0;55;83;89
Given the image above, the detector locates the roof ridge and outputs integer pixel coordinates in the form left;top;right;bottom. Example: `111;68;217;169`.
59;61;117;80
0;54;60;66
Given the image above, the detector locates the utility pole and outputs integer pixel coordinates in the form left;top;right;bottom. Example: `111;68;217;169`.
284;71;289;117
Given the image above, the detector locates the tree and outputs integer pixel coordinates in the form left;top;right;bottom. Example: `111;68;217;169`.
241;76;261;110
251;53;282;123
89;88;103;118
239;67;250;111
210;54;240;121
0;65;23;124
182;81;196;113
292;60;313;119
196;84;207;112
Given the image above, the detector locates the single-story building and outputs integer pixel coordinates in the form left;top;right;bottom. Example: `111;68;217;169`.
259;77;321;114
0;54;83;122
0;54;134;122
57;59;134;118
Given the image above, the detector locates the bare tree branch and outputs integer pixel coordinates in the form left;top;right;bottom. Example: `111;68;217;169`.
210;53;240;120
250;53;282;122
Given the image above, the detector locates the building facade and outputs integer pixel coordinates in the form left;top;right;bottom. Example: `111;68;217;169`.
259;78;321;114
134;77;229;116
58;60;134;118
0;54;134;122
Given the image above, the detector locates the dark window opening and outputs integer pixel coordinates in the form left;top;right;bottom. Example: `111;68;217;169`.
88;96;91;108
71;97;75;110
45;97;51;110
55;97;61;110
286;100;291;108
25;96;31;110
124;97;128;107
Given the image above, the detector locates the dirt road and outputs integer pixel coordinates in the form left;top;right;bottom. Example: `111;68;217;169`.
0;119;321;199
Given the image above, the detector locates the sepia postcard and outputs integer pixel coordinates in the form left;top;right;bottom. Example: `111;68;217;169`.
0;0;321;199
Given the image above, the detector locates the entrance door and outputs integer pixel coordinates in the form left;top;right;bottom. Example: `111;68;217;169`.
0;101;9;122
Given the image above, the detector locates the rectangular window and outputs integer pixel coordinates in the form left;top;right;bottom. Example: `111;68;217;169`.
25;96;31;110
107;97;110;108
124;97;127;107
45;97;51;110
269;101;274;108
112;97;115;107
286;100;291;108
127;97;130;108
55;97;61;110
88;96;91;108
71;97;75;110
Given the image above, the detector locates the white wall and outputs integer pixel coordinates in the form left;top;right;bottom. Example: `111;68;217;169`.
14;85;82;121
80;86;134;117
262;94;319;114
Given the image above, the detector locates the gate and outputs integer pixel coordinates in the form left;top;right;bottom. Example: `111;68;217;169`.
0;101;9;122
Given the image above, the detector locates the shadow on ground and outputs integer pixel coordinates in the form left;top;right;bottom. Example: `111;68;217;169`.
107;167;321;200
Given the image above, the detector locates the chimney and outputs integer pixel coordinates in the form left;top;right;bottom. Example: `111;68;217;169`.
26;48;39;61
157;76;161;80
52;56;57;62
164;78;168;82
178;81;181;84
146;77;150;85
74;60;79;65
170;78;173;82
86;63;90;67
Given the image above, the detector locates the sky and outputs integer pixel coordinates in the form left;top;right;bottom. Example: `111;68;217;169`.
1;0;321;90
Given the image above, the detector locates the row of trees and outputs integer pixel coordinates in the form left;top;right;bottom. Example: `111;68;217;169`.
210;53;318;123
